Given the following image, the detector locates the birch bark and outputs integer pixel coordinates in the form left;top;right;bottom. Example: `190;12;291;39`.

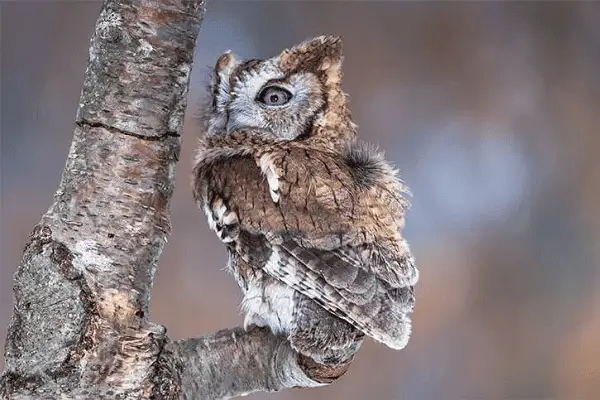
1;1;356;398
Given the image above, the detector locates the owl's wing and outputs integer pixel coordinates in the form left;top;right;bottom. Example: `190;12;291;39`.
253;233;417;350
195;140;417;349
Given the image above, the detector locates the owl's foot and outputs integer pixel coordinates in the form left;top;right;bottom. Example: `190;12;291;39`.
258;154;281;203
207;196;240;243
290;298;364;364
243;312;268;331
290;326;363;365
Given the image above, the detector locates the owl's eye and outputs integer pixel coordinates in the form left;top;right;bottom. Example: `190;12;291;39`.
257;86;292;106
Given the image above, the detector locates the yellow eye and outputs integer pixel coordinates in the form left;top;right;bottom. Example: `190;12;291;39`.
257;86;292;106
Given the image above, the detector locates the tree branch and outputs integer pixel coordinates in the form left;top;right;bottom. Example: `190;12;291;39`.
1;1;358;398
155;326;356;399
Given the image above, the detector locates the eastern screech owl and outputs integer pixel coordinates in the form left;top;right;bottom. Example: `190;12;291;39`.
193;35;418;363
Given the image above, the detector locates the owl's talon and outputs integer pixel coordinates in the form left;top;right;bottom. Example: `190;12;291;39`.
243;313;267;331
243;316;253;332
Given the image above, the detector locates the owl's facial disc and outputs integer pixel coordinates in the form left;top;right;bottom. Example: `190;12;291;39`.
223;60;325;140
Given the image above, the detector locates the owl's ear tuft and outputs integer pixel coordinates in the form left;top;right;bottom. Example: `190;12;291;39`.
215;51;237;76
279;35;343;83
210;51;238;101
205;51;239;136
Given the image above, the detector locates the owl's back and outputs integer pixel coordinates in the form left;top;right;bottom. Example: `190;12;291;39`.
195;133;417;350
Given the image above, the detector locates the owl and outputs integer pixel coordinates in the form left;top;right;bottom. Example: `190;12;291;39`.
193;35;418;364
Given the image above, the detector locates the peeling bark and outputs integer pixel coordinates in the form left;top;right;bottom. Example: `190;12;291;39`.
1;0;358;399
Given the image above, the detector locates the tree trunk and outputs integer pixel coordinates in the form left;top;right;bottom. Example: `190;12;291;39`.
0;1;357;398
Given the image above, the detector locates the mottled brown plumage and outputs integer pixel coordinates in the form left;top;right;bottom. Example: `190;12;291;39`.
193;36;418;361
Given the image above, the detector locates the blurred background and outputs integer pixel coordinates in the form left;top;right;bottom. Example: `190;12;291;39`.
2;1;600;399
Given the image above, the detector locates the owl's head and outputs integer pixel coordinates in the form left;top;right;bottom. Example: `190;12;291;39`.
203;35;356;146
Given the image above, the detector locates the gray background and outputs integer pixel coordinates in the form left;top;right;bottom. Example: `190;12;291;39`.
2;1;600;399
